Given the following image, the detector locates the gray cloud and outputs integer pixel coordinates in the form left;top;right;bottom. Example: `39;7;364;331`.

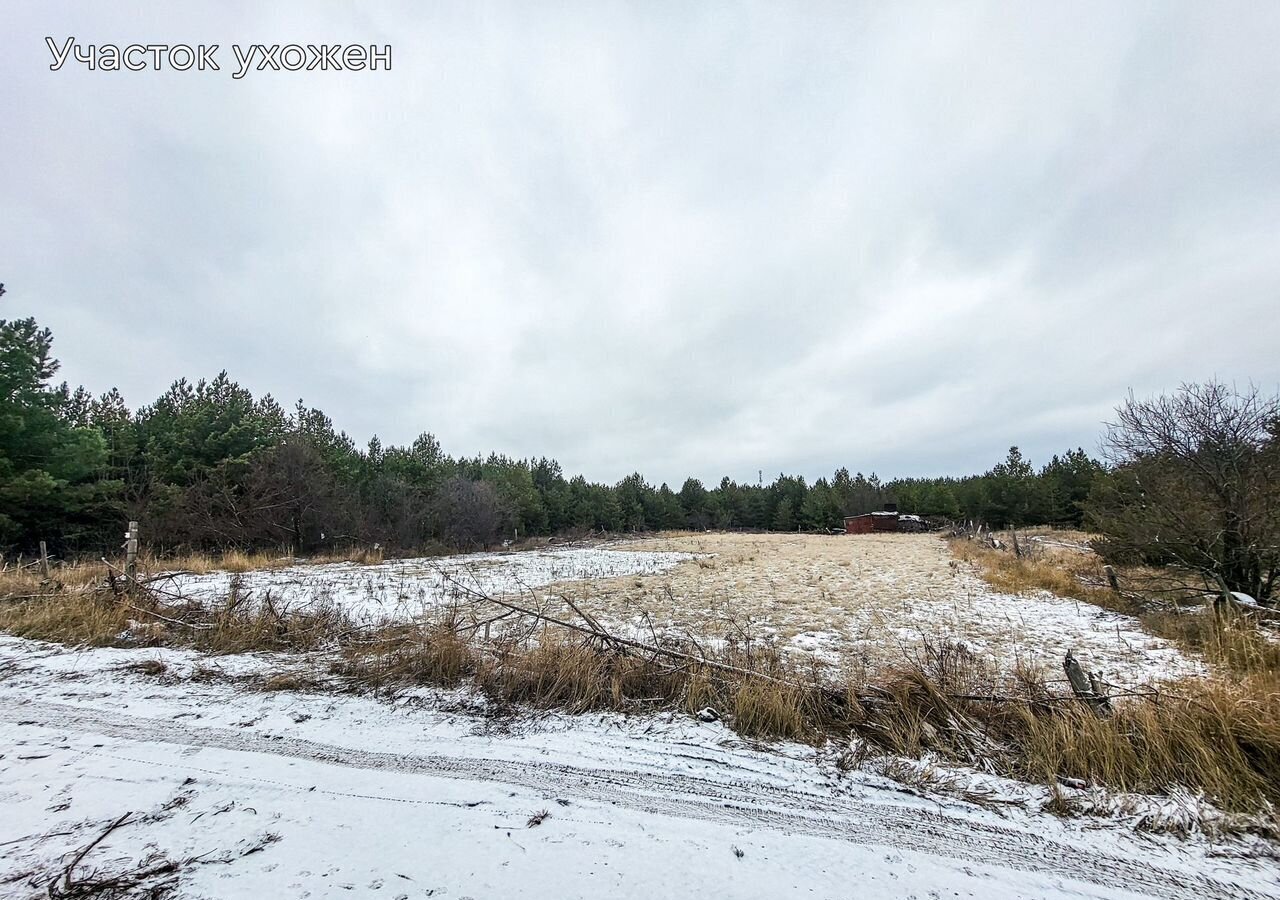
3;1;1278;486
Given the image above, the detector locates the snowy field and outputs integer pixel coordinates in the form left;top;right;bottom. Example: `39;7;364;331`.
559;533;1200;684
165;545;699;621
166;534;1199;685
1;635;1275;900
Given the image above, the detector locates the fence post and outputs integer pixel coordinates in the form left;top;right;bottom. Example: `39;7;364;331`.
1103;564;1120;593
39;540;51;577
1064;650;1112;717
125;521;139;579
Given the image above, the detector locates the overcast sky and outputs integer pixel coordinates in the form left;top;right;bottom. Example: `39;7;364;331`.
3;2;1278;487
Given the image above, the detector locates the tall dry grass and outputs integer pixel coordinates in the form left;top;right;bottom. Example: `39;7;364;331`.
950;534;1280;677
4;541;1280;823
945;530;1280;818
949;535;1135;612
0;546;389;589
1004;676;1280;812
0;558;111;597
144;545;387;575
0;568;346;654
0;589;134;647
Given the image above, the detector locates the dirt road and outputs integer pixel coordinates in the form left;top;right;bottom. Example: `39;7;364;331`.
0;638;1272;900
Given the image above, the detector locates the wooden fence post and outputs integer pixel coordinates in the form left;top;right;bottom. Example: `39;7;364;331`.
1103;564;1120;593
39;541;51;577
125;521;139;579
1064;650;1112;717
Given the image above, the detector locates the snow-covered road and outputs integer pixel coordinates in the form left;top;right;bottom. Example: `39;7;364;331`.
0;637;1274;899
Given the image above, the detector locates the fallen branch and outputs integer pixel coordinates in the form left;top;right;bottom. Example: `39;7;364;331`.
100;557;210;608
123;603;214;631
433;569;800;688
58;812;132;894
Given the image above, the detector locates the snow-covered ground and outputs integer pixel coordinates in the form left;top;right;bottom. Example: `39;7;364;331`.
1;635;1275;900
161;536;1198;686
164;545;698;622
559;534;1203;684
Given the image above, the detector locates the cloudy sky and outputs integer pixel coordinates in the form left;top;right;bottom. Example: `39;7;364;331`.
3;2;1278;487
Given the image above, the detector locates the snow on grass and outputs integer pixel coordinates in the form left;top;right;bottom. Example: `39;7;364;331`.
558;533;1203;685
164;544;699;623
162;534;1197;685
0;635;1274;900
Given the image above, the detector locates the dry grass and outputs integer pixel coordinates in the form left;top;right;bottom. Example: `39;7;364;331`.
0;559;112;599
551;532;1192;683
948;530;1280;819
952;532;1280;678
156;549;287;575
729;676;816;740
0;573;347;655
1145;610;1280;675
1005;674;1280;814
332;623;481;689
825;640;1280;819
950;538;1115;606
5;538;1280;825
332;625;826;740
0;547;387;608
0;547;384;650
146;546;387;575
0;589;136;647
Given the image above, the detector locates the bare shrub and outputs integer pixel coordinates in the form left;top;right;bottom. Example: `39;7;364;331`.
1089;381;1280;603
432;477;513;550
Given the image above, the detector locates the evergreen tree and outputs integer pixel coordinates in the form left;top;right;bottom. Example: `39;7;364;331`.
800;477;838;530
678;477;709;529
654;483;685;529
616;473;652;531
1041;448;1103;527
0;309;117;549
985;446;1044;527
772;497;796;531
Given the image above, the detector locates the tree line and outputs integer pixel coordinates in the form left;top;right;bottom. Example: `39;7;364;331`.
0;302;1095;554
3;296;1276;601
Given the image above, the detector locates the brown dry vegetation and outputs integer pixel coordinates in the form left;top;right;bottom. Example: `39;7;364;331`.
952;530;1280;820
145;546;388;574
952;530;1280;678
551;532;1193;682
0;545;388;583
3;535;1280;828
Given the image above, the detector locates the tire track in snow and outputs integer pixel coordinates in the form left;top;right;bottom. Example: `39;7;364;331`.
2;700;1270;900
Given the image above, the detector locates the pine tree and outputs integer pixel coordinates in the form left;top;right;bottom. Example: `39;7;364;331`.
0;311;116;549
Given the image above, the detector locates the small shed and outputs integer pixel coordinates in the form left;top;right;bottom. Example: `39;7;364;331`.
843;510;900;534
